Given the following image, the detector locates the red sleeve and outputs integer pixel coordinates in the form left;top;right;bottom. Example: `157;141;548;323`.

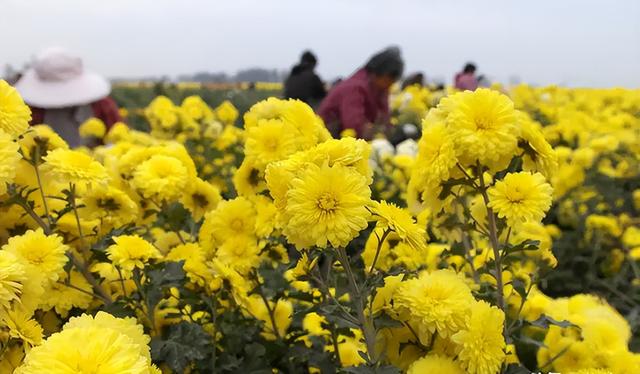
91;97;122;129
30;107;45;125
339;87;368;137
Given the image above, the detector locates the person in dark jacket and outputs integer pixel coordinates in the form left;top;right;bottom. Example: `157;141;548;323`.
283;51;326;108
318;46;404;140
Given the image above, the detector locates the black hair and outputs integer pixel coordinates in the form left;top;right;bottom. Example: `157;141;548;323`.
364;46;404;80
463;62;477;74
300;50;317;66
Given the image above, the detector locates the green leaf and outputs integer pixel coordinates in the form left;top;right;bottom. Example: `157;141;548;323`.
150;321;211;372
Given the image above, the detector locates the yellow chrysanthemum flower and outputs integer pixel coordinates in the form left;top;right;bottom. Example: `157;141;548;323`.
518;118;558;179
284;163;371;249
16;326;151;374
198;197;257;253
39;271;92;316
243;296;293;341
2;228;69;284
180;177;222;221
0;252;26;309
213;235;261;275
18;124;69;162
1;307;44;349
488;172;553;227
406;354;465;374
64;311;151;361
251;194;278;238
131;154;188;201
393;269;474;339
414;121;458;185
302;312;328;337
104;122;130;144
78;117;107;138
371;200;427;251
245;118;298;169
107;235;161;272
165;243;212;286
313;137;373;183
452;301;506;374
0;80;31;138
82;185;139;227
215;100;239;125
233;158;269;196
181;96;214;122
445;88;519;167
43;148;109;187
0;129;21;195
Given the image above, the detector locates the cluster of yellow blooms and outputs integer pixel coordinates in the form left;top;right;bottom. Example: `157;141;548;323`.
0;77;639;373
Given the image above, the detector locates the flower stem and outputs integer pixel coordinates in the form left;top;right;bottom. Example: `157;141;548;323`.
368;229;390;275
335;247;377;364
477;166;506;314
69;252;113;306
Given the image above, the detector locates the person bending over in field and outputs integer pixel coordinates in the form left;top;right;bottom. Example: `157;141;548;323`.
318;46;404;140
15;47;121;147
283;50;327;108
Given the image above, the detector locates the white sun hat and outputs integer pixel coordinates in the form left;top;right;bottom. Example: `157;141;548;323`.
15;47;111;108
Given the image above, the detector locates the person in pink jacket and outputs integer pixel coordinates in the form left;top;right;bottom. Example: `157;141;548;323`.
318;47;404;140
454;62;479;91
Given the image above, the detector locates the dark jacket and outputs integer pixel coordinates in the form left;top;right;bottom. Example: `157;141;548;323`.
283;65;326;107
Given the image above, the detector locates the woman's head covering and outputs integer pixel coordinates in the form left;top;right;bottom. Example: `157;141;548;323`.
15;47;111;108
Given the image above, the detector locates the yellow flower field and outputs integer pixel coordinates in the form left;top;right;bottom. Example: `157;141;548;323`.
0;79;639;373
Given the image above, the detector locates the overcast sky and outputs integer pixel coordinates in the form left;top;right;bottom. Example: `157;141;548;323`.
1;0;639;87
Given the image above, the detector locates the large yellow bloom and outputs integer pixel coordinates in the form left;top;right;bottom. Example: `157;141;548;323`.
445;88;519;166
245;118;297;169
64;311;151;361
131;154;188;201
488;171;553;227
16;325;151;374
393;269;474;339
198;197;257;253
0;129;21;195
407;354;465;374
452;301;506;374
43;148;109;187
0;80;31;138
284;163;371;249
313;137;372;183
107;235;161;272
2;228;68;284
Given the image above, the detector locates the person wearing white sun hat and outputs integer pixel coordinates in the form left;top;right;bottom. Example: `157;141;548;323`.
15;47;122;146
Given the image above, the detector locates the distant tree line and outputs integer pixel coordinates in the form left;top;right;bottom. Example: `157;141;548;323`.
177;68;287;83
